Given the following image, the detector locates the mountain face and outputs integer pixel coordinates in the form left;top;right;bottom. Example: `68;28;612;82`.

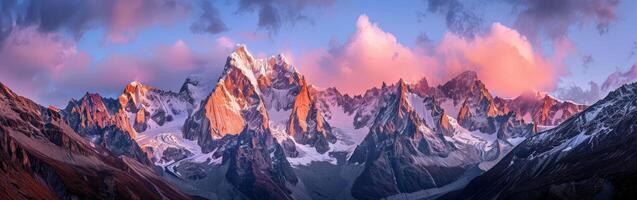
348;80;456;199
494;91;587;127
347;80;498;199
287;77;337;154
182;46;299;199
119;81;193;132
62;93;151;165
438;71;499;134
0;82;191;200
446;82;637;200
6;45;591;200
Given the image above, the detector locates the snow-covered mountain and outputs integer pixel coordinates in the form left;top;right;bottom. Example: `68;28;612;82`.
38;45;588;199
170;45;586;199
347;80;490;199
0;82;191;200
180;46;299;200
444;81;637;200
63;92;151;165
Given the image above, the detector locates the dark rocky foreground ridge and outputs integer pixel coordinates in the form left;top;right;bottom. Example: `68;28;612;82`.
0;82;192;200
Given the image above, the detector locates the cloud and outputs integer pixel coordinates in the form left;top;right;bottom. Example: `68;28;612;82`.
0;27;90;104
555;82;601;104
555;63;637;104
298;15;565;98
421;0;621;43
297;15;434;94
601;64;637;91
0;0;192;44
191;0;227;35
58;37;234;103
436;23;567;97
235;0;335;34
422;0;483;38
508;0;620;42
0;26;234;106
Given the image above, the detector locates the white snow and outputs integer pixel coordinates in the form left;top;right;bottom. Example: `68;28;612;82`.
440;99;460;119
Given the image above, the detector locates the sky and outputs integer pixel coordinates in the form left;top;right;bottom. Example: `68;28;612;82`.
0;0;636;106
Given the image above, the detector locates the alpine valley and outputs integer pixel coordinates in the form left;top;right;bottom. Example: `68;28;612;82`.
8;45;637;200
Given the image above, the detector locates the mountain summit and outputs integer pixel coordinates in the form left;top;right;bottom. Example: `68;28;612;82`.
446;82;637;200
0;45;594;200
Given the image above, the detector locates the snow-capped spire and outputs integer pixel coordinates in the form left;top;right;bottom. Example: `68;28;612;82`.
129;80;141;87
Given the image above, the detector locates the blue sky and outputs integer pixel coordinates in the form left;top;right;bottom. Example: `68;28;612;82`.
0;0;636;106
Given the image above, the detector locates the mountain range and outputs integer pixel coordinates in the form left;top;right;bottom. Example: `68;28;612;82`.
7;45;637;200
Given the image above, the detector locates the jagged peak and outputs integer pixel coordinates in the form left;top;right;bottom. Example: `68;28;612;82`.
414;76;429;88
381;79;413;117
217;45;263;96
64;92;111;114
396;78;409;99
129;80;141;87
516;89;542;100
324;87;342;96
228;44;256;71
605;81;637;100
272;53;292;68
123;80;150;94
441;70;483;91
119;80;153;108
454;70;478;81
233;44;254;59
80;92;104;101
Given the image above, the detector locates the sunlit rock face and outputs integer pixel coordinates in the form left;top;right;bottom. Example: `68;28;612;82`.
494;91;587;126
287;77;336;154
62;92;150;165
119;81;192;131
348;80;469;199
182;45;299;199
183;45;269;152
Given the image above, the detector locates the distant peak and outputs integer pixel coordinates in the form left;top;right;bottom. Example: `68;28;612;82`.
396;79;409;102
277;54;290;65
454;71;478;81
517;89;542;100
415;76;429;87
232;44;254;59
226;44;257;74
123;80;149;95
129;80;141;87
397;79;408;89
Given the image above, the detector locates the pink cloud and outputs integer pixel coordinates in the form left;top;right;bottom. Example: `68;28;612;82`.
298;15;435;94
297;16;568;98
72;37;235;95
107;0;190;43
435;23;566;97
0;29;234;106
0;27;90;103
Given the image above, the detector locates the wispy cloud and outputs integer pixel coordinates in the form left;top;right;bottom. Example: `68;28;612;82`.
0;27;234;105
235;0;335;35
422;0;483;38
